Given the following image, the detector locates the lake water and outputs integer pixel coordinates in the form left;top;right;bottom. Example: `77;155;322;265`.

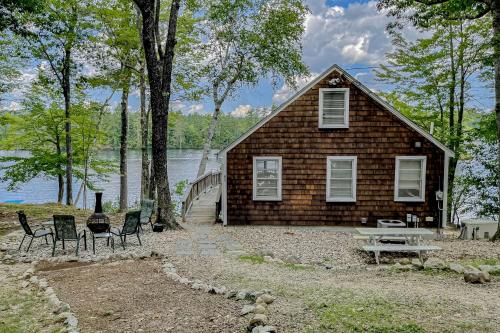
0;149;221;208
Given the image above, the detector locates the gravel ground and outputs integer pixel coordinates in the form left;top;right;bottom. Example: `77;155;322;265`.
39;259;247;333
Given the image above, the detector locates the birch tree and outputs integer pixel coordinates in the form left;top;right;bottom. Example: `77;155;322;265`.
195;0;308;177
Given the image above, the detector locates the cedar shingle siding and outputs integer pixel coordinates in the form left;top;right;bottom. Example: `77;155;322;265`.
225;70;445;226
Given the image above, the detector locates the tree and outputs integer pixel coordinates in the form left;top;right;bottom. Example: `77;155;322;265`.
133;0;181;228
377;0;500;239
375;17;491;223
18;0;92;205
0;0;44;31
0;80;66;202
195;0;308;177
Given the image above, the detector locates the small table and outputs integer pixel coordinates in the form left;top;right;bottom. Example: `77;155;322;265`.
377;219;406;228
355;227;434;246
90;232;115;254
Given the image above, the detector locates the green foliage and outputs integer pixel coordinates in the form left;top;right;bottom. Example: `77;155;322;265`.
100;110;262;150
313;298;426;333
102;199;120;213
174;179;189;197
238;254;265;264
0;78;115;199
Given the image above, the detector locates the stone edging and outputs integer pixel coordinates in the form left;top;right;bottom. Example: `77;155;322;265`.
161;259;278;333
22;262;79;333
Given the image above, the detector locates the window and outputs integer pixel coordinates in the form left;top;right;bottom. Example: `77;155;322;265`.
394;156;426;202
326;156;357;202
253;156;282;201
319;88;349;128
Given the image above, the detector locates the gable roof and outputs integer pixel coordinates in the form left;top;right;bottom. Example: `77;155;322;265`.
219;64;454;157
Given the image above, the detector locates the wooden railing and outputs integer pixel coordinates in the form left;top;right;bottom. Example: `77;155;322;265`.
181;171;222;221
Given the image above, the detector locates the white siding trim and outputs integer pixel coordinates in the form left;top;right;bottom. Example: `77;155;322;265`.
222;151;228;226
394;156;427;202
318;88;349;128
218;64;454;157
326;156;357;202
252;156;282;201
442;152;450;228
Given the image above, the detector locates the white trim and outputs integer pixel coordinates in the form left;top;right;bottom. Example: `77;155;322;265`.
252;156;282;201
326;156;357;202
394;156;427;202
218;64;454;157
222;151;228;226
318;88;349;128
442;152;450;228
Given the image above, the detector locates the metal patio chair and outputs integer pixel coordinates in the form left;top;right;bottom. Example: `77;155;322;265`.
16;211;53;252
52;215;87;256
111;210;142;249
139;199;155;232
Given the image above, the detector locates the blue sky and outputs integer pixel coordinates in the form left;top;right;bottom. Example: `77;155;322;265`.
5;0;494;116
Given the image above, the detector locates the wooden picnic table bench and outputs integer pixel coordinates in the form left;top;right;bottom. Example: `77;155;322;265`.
362;244;442;265
355;227;434;246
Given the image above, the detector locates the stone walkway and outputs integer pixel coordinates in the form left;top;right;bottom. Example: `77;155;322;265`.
177;186;244;257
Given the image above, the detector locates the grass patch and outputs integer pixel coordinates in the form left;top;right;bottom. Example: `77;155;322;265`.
311;297;426;333
0;281;65;333
281;263;314;271
238;254;265;264
459;258;500;275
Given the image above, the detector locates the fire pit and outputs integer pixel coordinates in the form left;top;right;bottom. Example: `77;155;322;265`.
87;192;110;233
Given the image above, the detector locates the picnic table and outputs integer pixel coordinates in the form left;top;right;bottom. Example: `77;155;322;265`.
356;228;440;264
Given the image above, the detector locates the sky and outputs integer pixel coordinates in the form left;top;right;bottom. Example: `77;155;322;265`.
4;0;495;116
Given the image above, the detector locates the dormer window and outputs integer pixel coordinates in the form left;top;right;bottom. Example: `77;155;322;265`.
319;88;349;128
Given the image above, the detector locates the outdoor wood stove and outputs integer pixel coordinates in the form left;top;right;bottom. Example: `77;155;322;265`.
86;192;110;233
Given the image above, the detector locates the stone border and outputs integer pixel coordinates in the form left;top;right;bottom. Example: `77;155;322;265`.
161;259;278;333
22;262;79;333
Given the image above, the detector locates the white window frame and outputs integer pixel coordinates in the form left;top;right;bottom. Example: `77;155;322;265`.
394;156;427;202
318;88;350;129
326;156;357;202
253;156;282;201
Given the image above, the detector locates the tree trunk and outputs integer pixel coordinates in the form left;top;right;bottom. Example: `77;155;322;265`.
135;0;180;228
140;63;150;201
62;49;73;206
491;0;500;241
56;134;64;204
197;104;221;177
119;70;131;212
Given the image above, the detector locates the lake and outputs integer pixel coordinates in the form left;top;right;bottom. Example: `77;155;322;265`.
0;149;221;208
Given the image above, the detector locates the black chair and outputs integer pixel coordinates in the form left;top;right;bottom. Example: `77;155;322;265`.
139;199;155;232
52;215;87;256
16;211;53;252
112;210;142;249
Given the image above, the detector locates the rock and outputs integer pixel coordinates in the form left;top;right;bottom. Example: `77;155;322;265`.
213;286;227;295
252;326;276;333
150;250;164;258
393;263;413;271
225;290;237;299
38;279;48;290
254;304;267;314
257;294;275;304
398;257;411;265
48;294;61;307
20;281;30;289
29;276;39;285
479;265;495;273
258;250;274;258
191;282;208;291
64;313;78;328
464;266;491;284
45;287;55;296
241;305;255;316
54;303;70;315
283;255;301;264
449;263;465;274
263;256;274;263
411;258;423;268
236;290;251;301
250;314;268;326
179;278;191;285
423;258;446;270
165;272;181;282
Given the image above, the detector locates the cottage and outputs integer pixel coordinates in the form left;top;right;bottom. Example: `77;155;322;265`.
219;64;454;227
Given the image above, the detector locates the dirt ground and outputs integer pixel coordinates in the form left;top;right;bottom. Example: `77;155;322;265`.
38;259;247;333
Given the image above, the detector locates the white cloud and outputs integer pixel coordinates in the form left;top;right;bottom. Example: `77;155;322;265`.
272;72;319;104
171;100;206;115
230;104;252;117
302;1;393;69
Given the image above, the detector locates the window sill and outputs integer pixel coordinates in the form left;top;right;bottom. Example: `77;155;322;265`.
253;197;282;202
326;198;356;203
394;197;425;203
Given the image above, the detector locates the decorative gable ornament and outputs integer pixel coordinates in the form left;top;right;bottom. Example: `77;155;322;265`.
328;77;342;86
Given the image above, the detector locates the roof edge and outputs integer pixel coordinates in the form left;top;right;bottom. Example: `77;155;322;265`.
218;64;454;157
